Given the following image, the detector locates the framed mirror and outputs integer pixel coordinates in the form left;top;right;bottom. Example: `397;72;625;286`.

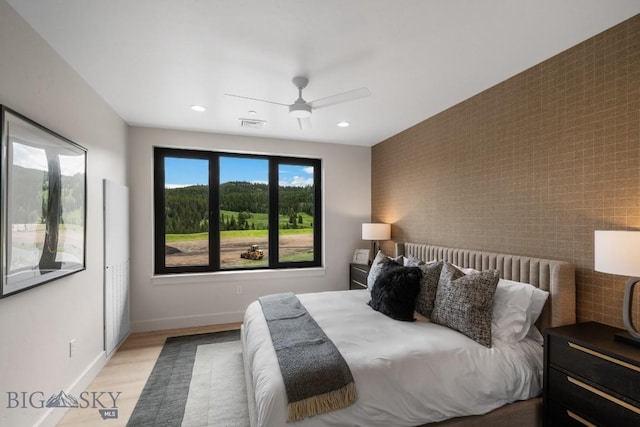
1;106;86;298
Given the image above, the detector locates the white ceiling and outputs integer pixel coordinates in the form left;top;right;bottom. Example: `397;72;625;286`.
7;1;640;147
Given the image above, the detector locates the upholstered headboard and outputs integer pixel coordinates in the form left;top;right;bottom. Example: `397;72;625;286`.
396;242;576;332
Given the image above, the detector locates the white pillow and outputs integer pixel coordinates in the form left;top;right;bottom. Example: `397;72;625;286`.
524;287;549;345
491;278;549;344
403;256;436;267
526;325;544;346
452;264;480;275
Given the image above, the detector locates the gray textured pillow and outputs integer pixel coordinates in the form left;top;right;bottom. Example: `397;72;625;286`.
403;255;424;267
431;262;499;347
414;261;444;318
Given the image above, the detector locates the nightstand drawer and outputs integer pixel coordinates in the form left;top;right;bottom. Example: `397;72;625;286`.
547;367;640;426
546;399;600;426
548;334;640;401
544;323;640;427
351;265;369;284
349;264;370;290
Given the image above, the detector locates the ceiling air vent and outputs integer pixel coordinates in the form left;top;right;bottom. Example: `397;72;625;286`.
239;118;266;129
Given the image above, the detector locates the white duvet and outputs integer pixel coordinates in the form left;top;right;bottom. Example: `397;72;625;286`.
242;290;543;427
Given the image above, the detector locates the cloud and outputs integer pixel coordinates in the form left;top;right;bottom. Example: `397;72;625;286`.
280;176;314;187
165;183;197;189
278;165;314;187
59;154;85;176
11;142;84;176
12;142;47;171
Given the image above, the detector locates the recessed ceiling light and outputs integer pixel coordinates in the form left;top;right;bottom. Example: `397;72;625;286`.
191;105;206;112
337;121;350;127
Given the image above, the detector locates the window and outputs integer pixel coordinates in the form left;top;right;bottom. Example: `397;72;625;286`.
153;148;321;274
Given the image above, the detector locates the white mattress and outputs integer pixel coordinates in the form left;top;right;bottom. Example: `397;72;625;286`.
242;290;544;427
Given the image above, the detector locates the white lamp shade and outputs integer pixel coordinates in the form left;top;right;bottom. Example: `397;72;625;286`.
594;230;640;277
362;223;391;241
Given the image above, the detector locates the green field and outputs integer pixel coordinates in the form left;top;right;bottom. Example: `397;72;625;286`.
221;210;313;229
167;211;314;243
166;227;313;243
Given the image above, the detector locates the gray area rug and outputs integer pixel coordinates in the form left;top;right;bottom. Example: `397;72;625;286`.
127;330;250;427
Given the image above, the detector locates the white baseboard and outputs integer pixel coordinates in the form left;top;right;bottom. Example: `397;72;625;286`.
131;311;245;332
35;351;107;427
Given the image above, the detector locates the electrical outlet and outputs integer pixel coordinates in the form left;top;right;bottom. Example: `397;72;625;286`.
236;285;243;295
69;339;76;358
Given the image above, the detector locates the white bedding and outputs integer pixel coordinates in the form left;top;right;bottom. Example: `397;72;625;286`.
242;290;544;427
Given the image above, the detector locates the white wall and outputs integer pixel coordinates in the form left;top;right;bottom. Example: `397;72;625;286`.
129;127;371;331
0;1;128;426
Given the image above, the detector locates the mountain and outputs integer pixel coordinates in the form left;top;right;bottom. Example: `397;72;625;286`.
45;390;79;408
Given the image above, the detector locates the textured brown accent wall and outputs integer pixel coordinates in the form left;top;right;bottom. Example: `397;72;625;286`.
372;15;640;329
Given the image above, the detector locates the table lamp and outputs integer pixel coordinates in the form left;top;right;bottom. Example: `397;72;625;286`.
362;223;391;261
594;230;640;346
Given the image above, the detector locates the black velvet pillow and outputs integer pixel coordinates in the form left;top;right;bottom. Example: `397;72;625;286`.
368;265;423;321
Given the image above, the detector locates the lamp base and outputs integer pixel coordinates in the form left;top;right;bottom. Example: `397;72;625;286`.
618;277;640;348
614;331;640;348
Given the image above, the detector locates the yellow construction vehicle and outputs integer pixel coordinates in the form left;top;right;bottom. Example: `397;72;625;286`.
240;244;264;260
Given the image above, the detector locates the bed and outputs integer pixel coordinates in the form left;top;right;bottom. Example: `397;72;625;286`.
241;242;576;427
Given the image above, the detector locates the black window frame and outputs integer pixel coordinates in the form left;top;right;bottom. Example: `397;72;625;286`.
153;147;322;274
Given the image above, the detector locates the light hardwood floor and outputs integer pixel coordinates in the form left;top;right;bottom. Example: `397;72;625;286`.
56;322;241;426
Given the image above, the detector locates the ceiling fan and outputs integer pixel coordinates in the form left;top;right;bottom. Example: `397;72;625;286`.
225;76;371;129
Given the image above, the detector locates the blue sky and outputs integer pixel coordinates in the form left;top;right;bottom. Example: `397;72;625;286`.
165;156;314;188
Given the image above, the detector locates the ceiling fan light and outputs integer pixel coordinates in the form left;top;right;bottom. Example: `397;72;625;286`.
289;103;312;118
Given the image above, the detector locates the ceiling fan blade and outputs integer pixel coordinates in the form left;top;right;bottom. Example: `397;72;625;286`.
309;87;371;110
224;93;288;107
297;117;312;130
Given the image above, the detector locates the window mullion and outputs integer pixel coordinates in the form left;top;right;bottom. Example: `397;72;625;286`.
268;159;279;268
210;153;220;271
153;149;167;273
313;160;322;265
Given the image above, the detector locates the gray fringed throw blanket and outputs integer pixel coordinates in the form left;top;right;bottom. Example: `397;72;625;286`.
259;292;357;422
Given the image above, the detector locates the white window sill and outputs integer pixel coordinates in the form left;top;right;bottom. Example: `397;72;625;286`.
151;267;326;286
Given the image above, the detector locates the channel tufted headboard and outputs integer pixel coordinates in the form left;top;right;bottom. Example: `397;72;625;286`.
396;242;576;332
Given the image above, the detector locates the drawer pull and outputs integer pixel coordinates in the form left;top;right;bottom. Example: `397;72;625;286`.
566;410;596;427
352;267;368;274
567;376;640;415
568;341;640;373
352;280;367;287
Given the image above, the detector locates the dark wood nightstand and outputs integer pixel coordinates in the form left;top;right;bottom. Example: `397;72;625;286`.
544;322;640;426
349;263;370;290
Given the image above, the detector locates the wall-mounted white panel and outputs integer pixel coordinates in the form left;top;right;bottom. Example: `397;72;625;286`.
104;179;130;356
